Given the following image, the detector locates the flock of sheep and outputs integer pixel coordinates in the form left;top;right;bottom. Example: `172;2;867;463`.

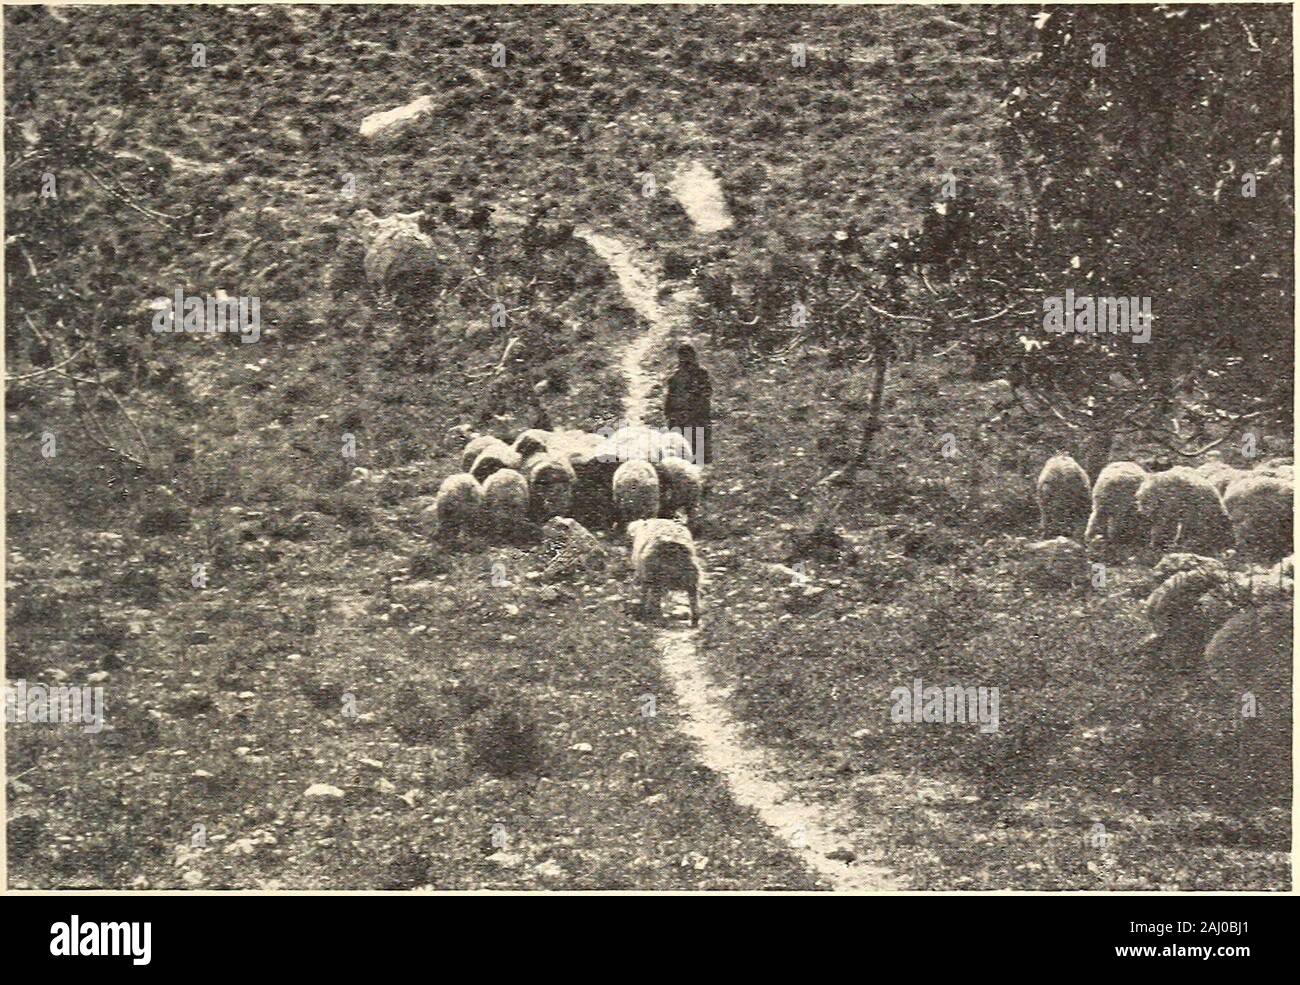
430;427;1291;632
432;425;706;625
1036;450;1293;681
1037;452;1294;562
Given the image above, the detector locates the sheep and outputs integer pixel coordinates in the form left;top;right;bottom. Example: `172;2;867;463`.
1222;474;1293;562
526;454;577;521
1271;554;1294;582
628;518;702;626
1036;454;1091;541
1084;461;1148;547
545;430;603;468
571;453;620;529
654;455;703;520
657;429;696;463
481;468;529;528
596;426;657;465
1143;554;1234;641
1255;460;1294;482
513;429;552;460
613;459;660;523
1196;460;1253;496
1201;600;1292;763
470;445;523;483
1135;466;1234;555
462;434;510;472
433;473;483;538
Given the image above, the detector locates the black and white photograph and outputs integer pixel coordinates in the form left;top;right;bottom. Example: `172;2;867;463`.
2;1;1294;898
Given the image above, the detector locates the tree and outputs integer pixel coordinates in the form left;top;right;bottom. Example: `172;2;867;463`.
914;6;1293;459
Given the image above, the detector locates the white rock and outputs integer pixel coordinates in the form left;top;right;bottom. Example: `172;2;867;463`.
303;783;345;799
486;850;523;869
534;859;565;880
359;95;435;142
353;209;436;288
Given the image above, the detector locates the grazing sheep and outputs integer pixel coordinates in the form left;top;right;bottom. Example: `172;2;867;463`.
1036;454;1091;540
596;427;656;464
657;429;696;463
433;473;483;538
1201;600;1292;763
613;460;660;522
481;468;529;528
1256;460;1294;482
571;454;620;529
546;430;603;468
1135;467;1234;555
628;518;702;626
1143;554;1234;641
526;454;577;521
462;434;510;472
654;456;703;519
470;445;523;483
1196;460;1253;496
1084;461;1148;546
1206;600;1293;675
1222;474;1293;562
513;429;552;460
599;425;691;464
1270;554;1294;582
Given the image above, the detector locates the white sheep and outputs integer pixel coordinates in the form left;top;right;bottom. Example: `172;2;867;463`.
462;434;510;472
1222;474;1293;562
433;473;483;538
1036;454;1091;541
1196;460;1253;495
1255;459;1294;482
596;426;657;464
1135;467;1234;555
470;445;523;483
526;454;577;521
1143;554;1233;637
481;468;529;528
1203;601;1292;744
1084;461;1148;546
628;518;702;626
513;429;552;460
543;430;603;468
654;456;703;519
657;429;696;463
613;460;660;523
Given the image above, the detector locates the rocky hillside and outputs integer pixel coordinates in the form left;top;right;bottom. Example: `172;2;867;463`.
5;5;1290;891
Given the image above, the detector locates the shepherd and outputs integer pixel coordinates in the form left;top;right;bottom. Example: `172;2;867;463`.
664;340;712;465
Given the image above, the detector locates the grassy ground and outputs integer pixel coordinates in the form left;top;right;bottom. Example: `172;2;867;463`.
6;5;1290;890
697;345;1291;890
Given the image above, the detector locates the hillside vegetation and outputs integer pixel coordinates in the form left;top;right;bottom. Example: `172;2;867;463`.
5;5;1291;890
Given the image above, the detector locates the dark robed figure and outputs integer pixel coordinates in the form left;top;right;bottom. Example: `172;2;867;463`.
664;341;712;465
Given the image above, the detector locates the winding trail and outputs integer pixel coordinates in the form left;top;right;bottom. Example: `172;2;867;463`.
577;167;898;891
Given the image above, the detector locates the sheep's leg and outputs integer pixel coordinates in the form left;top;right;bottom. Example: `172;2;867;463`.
688;585;699;627
1084;511;1099;543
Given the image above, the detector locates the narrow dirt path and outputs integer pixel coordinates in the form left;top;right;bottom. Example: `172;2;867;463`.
573;229;696;425
578;164;898;890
